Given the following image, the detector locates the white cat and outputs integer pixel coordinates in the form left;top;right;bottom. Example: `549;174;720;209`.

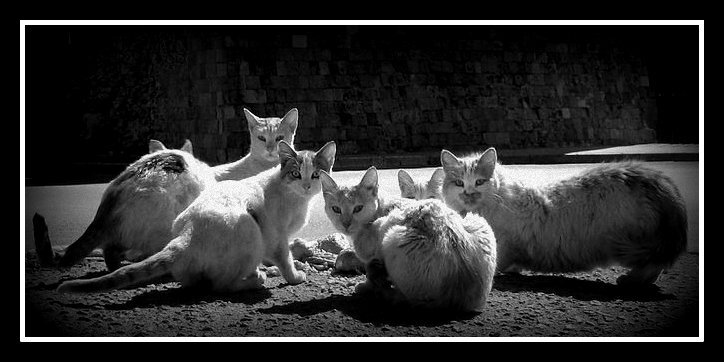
57;140;336;293
320;167;497;312
440;147;688;286
45;108;298;271
398;168;445;200
212;108;298;181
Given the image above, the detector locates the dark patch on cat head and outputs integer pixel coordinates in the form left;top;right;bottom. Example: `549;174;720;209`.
139;153;187;174
115;153;188;186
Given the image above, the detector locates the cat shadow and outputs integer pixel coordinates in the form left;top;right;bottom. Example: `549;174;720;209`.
258;292;478;327
492;273;676;302
27;270;111;291
103;285;273;310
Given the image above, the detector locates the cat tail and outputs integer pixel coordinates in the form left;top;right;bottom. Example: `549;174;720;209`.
56;237;182;294
56;219;106;268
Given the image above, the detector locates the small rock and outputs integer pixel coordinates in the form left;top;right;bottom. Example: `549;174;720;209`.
307;256;336;265
316;233;348;254
334;249;365;274
290;238;317;261
293;260;308;270
266;266;281;277
312;264;329;271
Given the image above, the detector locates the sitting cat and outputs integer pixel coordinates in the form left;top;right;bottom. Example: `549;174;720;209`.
440;148;687;286
320;167;497;312
212;108;298;181
398;168;445;200
57;140;336;293
43;108;299;271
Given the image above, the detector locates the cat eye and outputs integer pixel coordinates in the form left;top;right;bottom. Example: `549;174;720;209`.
312;170;320;179
331;206;342;214
353;205;364;213
475;179;487;186
454;180;464;187
258;136;266;142
291;170;301;178
275;135;285;142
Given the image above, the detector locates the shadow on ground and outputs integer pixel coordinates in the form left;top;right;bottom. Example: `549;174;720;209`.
101;286;274;310
493;273;676;302
258;292;479;327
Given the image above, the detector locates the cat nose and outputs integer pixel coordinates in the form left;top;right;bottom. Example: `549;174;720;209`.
303;182;311;190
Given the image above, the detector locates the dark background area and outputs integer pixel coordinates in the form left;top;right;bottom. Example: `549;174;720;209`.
24;25;699;185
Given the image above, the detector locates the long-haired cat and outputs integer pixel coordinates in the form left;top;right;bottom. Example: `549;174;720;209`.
320;167;497;312
398;168;445;200
57;140;336;293
44;108;298;271
440;148;687;286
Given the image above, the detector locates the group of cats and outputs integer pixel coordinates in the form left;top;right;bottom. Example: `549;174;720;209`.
39;108;688;313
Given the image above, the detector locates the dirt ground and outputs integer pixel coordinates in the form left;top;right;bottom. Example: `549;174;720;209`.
23;249;699;339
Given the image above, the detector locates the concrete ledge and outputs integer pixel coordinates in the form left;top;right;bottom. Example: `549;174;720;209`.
334;143;699;170
25;144;699;185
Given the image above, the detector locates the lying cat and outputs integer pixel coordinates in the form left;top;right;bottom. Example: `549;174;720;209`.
57;140;336;293
320;167;497;312
398;168;445;200
440;147;687;286
44;108;298;271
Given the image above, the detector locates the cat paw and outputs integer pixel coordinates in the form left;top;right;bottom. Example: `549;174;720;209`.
286;271;307;285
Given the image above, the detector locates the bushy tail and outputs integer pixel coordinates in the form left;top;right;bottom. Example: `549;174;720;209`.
56;241;180;293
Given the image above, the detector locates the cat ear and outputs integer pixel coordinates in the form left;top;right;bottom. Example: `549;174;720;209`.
244;108;261;130
180;139;194;155
440;149;463;171
319;170;338;195
476;148;498;176
314;141;337;173
429;168;445;187
478;148;497;167
148;139;166;153
277;140;297;167
281;108;299;133
397;169;414;194
360;166;379;191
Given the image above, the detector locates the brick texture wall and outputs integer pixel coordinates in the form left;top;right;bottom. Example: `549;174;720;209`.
28;25;661;171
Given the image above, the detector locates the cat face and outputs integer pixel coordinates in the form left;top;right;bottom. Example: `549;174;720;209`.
246;108;299;162
320;167;380;235
440;148;498;212
278;140;336;197
398;168;445;200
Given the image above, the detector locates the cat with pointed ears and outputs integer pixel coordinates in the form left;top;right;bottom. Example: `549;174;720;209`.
212;108;298;181
320;167;497;312
398;168;445;200
57;140;336;293
440;147;687;286
41;108;299;271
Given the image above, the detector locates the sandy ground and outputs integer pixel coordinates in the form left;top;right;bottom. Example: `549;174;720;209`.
23;248;699;339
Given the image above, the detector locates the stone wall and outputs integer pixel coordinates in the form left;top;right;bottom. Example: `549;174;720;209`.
27;25;667;174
